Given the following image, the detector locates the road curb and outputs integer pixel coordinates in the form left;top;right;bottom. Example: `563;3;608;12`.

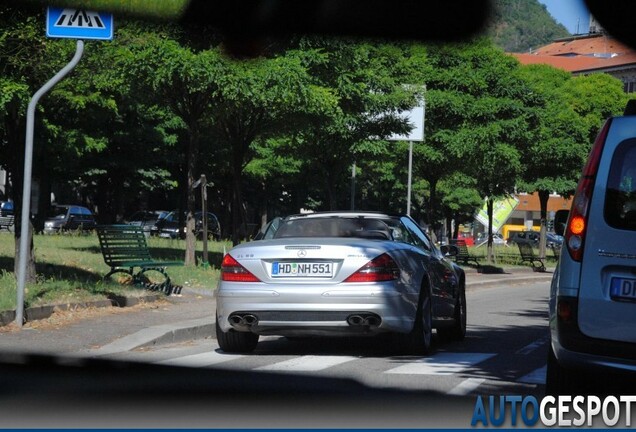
0;293;164;327
466;274;552;290
86;316;216;356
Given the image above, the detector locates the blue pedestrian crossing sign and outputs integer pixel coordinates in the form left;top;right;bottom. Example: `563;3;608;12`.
46;7;113;40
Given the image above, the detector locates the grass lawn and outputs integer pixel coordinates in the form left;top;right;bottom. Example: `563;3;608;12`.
468;243;560;266
0;232;229;313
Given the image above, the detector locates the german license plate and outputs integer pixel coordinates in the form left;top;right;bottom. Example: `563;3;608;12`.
610;277;636;301
272;262;333;277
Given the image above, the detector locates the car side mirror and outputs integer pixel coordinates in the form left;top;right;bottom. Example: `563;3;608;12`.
440;244;459;257
554;209;569;236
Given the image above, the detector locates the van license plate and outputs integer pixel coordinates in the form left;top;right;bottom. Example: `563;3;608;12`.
610;277;636;301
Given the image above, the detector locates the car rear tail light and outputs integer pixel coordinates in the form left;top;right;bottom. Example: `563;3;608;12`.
221;254;260;282
344;253;400;283
564;119;611;262
557;298;574;322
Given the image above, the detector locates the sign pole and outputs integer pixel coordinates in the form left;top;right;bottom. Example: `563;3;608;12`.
16;40;84;327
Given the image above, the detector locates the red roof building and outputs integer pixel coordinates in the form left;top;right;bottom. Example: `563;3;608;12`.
511;33;636;93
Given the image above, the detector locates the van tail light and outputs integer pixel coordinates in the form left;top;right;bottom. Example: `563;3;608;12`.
221;254;261;282
565;119;611;262
344;253;400;283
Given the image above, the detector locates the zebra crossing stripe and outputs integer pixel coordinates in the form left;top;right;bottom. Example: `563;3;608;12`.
515;336;549;355
518;366;546;384
447;378;486;396
155;350;243;367
385;352;496;375
255;355;358;372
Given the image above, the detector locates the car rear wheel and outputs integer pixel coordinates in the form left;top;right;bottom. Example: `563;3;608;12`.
546;345;578;395
395;288;432;355
215;314;259;353
438;285;466;341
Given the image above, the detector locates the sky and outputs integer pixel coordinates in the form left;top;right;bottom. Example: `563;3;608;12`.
537;0;591;35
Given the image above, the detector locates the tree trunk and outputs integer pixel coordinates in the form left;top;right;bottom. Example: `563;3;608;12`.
184;129;198;266
231;140;247;246
487;198;494;263
259;182;268;232
538;189;550;259
428;179;438;236
14;220;36;284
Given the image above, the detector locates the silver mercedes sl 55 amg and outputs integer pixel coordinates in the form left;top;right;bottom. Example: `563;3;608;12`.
215;212;467;353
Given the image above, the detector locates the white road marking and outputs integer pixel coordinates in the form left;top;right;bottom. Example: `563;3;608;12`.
255;355;358;372
386;353;496;375
515;336;549;355
518;366;546;384
447;378;486;396
155;350;243;367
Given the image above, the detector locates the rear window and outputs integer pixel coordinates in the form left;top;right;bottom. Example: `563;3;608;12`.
274;217;395;240
605;139;636;231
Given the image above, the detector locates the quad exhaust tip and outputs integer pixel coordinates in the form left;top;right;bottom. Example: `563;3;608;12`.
347;313;381;327
229;313;259;329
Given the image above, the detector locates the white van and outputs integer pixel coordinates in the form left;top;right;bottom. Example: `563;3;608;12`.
548;103;636;394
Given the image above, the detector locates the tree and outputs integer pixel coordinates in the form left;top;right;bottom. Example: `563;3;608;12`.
0;4;63;282
419;40;541;260
518;64;629;258
289;38;427;213
204;47;338;245
118;31;226;263
438;173;482;241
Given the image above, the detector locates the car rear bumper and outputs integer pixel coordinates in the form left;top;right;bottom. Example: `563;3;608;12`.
551;296;636;373
216;281;416;336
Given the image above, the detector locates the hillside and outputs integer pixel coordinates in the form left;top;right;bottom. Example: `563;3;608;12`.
487;0;571;53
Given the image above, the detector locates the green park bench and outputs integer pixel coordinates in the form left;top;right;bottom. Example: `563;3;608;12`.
96;225;183;295
517;242;546;272
0;215;14;232
550;243;561;261
450;239;481;268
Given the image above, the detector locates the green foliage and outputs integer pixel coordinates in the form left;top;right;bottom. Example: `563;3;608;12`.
413;39;540;230
517;63;629;197
24;0;189;20
0;4;629;253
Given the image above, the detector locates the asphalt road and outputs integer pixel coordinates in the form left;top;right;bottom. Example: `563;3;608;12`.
100;280;550;398
0;276;552;428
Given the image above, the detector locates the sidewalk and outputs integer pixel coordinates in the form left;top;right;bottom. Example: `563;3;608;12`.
0;266;552;357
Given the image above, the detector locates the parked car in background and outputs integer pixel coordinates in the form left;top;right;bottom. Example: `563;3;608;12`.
507;230;563;248
43;205;97;234
124;210;169;237
474;232;506;246
548;105;636;393
546;232;564;248
216;211;466;354
0;200;14;216
456;231;474;246
154;210;221;240
506;230;539;246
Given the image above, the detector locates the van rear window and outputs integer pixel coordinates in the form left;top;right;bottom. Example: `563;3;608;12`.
605;139;636;231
